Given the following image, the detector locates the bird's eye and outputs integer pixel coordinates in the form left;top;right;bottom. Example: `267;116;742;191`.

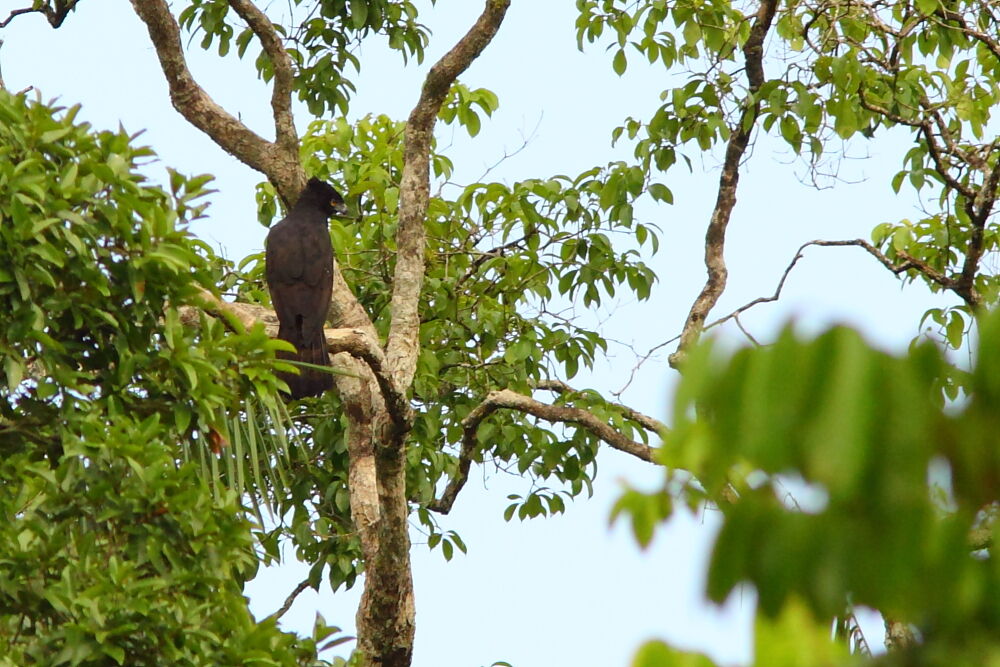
330;199;340;206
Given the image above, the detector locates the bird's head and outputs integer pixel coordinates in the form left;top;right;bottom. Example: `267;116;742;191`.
301;177;349;218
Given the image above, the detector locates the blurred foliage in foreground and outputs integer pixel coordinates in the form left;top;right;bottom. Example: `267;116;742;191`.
620;312;1000;665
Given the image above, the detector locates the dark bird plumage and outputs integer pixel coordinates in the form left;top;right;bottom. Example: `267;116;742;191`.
265;178;348;399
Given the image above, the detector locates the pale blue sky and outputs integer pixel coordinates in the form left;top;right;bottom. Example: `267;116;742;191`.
3;2;954;665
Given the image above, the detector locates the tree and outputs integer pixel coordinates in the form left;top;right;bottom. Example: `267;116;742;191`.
0;91;334;666
2;0;999;666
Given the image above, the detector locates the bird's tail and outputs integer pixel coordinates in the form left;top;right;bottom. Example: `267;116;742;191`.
277;329;333;399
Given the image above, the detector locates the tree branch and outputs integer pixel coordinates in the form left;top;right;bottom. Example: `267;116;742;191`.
226;0;297;153
430;388;658;514
0;0;80;29
178;290;411;430
268;578;310;621
618;237;924;395
957;154;1000;310
935;7;1000;63
669;0;779;369
703;239;945;330
385;0;511;392
128;0;304;200
534;379;668;434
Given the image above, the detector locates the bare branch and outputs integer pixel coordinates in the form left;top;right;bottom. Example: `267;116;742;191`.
534;379;668;434
128;0;304;200
705;238;924;332
670;0;779;368
385;0;511;391
430;388;658;514
226;0;297;152
733;314;762;346
269;579;310;621
619;237;925;393
0;0;80;29
0;8;37;29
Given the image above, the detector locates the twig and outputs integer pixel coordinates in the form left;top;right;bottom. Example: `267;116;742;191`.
270;579;310;620
617;237;922;394
534;379;668;433
733;314;761;346
0;8;35;29
0;0;79;29
472;114;542;184
430;387;658;514
706;238;921;332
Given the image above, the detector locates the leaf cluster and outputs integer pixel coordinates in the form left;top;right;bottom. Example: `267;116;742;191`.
238;89;661;560
619;312;1000;663
0;91;321;664
301;109;658;508
179;0;431;115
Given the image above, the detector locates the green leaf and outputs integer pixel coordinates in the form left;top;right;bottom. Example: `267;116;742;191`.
4;355;24;392
613;49;627;75
349;0;369;29
648;183;673;204
632;640;717;667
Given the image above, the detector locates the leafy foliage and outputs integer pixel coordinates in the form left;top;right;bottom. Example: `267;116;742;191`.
0;91;327;664
179;0;431;115
223;82;662;590
576;0;1000;663
632;598;854;666
618;312;1000;663
578;1;1000;360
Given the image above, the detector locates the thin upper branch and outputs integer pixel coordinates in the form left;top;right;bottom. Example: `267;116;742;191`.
385;0;510;392
618;237;923;393
703;239;937;331
534;379;668;434
935;7;1000;63
669;0;779;368
226;0;297;152
430;387;658;514
0;0;79;29
128;0;304;199
268;579;310;621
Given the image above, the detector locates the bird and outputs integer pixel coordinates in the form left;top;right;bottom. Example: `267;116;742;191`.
265;177;348;399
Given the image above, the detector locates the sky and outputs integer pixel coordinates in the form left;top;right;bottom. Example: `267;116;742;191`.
1;2;957;666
